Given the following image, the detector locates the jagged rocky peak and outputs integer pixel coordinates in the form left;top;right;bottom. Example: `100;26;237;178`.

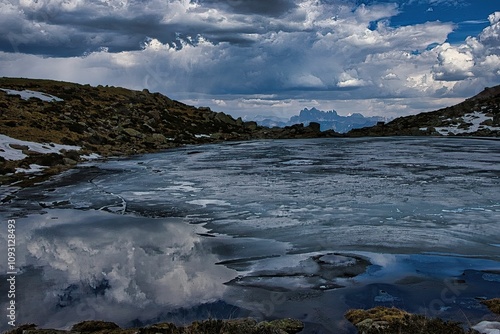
288;107;385;132
298;107;339;119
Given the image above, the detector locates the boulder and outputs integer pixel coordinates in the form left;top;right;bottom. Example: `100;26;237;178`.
138;322;180;334
245;121;258;130
215;112;237;125
152;133;168;143
28;153;65;167
148;110;161;121
259;319;304;334
307;122;321;132
122;128;144;138
63;158;78;165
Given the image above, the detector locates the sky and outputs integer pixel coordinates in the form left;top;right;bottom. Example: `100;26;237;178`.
0;0;499;119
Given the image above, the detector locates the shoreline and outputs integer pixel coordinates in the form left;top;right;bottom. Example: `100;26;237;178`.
3;300;499;334
2;134;499;193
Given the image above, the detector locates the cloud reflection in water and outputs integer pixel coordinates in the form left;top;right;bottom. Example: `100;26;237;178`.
0;209;237;330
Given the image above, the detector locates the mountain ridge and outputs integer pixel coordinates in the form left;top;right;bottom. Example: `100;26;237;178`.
254;107;387;133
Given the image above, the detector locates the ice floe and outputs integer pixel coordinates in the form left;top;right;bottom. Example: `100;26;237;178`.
187;199;231;207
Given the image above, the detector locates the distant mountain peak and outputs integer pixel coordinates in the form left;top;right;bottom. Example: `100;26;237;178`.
256;107;385;133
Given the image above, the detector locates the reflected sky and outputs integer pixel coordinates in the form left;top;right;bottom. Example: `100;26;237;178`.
0;209;237;330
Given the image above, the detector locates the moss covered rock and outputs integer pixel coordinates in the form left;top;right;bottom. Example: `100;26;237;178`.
345;307;473;334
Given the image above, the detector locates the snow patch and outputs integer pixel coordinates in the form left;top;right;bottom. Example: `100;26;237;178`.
80;153;101;160
435;111;500;135
15;164;46;174
1;88;63;102
194;134;210;138
0;134;81;161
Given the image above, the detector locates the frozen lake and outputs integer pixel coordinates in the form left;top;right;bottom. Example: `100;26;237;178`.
1;137;499;333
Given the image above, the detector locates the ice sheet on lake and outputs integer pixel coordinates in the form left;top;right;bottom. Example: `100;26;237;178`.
1;137;499;332
187;199;231;207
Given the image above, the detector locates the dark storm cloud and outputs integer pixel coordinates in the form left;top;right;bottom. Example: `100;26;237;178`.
0;0;281;57
200;0;297;17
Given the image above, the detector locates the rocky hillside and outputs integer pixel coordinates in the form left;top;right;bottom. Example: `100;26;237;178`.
348;85;500;137
0;77;336;186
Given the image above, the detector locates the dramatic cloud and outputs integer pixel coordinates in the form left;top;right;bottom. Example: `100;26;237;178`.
432;12;500;82
0;0;499;118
